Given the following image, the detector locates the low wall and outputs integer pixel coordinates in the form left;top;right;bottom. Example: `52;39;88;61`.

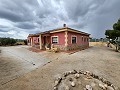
54;44;89;51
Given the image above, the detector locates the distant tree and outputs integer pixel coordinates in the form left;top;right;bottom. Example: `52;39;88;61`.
105;19;120;51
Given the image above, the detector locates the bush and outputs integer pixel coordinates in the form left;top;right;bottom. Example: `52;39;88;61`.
0;37;16;46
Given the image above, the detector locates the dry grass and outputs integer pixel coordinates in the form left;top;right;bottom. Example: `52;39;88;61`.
16;41;25;45
89;42;107;46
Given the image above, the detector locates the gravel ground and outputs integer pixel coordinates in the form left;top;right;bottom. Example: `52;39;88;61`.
0;45;120;90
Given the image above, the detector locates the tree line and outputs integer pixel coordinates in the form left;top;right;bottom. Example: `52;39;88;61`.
0;37;27;46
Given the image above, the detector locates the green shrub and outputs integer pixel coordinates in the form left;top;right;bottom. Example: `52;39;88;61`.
0;37;16;46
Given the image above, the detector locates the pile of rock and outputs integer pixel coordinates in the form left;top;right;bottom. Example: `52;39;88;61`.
54;70;119;90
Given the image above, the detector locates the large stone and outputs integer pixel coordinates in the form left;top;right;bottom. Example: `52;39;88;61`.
71;82;76;87
107;86;114;90
86;85;92;90
54;80;59;86
99;83;106;90
74;73;80;79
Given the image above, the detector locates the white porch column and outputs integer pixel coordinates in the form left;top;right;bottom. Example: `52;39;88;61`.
65;31;68;46
39;34;42;49
31;38;33;46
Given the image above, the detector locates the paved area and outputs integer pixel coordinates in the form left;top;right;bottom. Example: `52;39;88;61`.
0;46;65;86
0;45;120;90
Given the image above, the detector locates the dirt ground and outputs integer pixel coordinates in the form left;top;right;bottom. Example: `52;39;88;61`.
0;45;120;90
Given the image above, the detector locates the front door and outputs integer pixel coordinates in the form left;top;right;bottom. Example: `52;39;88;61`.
43;36;46;46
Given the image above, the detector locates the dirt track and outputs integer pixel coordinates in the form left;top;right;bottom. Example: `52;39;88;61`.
0;45;120;90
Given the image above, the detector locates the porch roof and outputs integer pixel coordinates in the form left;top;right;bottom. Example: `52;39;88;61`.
28;33;39;37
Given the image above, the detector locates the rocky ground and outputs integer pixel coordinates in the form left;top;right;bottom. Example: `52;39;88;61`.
0;45;120;90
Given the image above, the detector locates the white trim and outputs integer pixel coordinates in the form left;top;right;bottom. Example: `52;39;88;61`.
51;36;59;44
71;35;77;44
65;31;68;46
39;34;42;49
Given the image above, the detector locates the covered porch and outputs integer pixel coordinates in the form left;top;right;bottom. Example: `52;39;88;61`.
39;32;51;50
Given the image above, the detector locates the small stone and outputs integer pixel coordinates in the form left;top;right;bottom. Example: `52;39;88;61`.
92;74;99;79
101;78;107;83
54;86;57;90
78;70;84;74
99;83;106;90
64;72;69;77
86;71;93;76
83;71;87;75
99;76;103;81
86;85;92;90
75;73;80;79
86;71;90;75
92;74;95;77
86;75;92;79
71;82;76;87
54;80;59;86
68;70;77;74
106;81;112;86
104;84;108;88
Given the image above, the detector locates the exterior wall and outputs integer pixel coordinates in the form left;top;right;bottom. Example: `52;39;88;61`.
27;36;39;47
67;31;89;50
50;31;65;50
33;37;39;44
50;31;89;51
27;37;33;46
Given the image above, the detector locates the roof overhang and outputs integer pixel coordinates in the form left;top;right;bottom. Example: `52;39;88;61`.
49;27;90;36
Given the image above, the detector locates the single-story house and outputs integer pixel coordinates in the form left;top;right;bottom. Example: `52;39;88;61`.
27;24;90;51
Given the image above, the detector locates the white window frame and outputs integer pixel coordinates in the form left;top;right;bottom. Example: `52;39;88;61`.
71;35;77;44
51;36;58;44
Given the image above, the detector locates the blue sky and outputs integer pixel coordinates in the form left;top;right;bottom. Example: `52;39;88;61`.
0;0;120;39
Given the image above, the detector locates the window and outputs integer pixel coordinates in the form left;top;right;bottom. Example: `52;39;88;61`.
72;36;77;44
82;36;83;41
52;36;58;44
87;38;89;42
84;37;86;42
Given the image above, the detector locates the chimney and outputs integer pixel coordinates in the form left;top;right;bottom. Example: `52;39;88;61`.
63;24;67;27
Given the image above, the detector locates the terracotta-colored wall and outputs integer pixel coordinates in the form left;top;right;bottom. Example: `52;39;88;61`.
50;31;65;45
67;31;89;46
33;37;39;44
27;36;39;46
